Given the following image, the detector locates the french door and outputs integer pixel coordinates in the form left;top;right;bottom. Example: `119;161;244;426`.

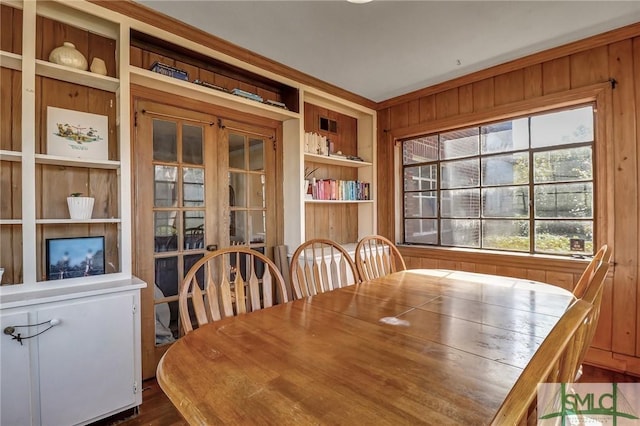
133;100;277;378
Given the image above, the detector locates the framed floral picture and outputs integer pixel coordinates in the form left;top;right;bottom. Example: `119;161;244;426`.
47;106;108;160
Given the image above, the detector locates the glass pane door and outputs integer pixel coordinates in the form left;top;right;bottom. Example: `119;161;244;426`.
228;133;267;252
152;120;210;344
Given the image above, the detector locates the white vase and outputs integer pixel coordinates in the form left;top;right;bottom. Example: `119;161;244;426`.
90;57;107;75
67;196;95;220
49;42;88;71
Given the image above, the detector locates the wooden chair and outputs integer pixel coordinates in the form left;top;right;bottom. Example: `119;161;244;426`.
289;238;361;299
490;299;593;426
572;244;611;298
355;235;407;281
179;247;288;334
573;255;611;381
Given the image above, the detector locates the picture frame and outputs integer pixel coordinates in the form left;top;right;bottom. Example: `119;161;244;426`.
46;236;106;280
47;106;108;160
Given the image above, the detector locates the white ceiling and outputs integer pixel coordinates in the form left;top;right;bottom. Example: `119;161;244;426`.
136;1;640;103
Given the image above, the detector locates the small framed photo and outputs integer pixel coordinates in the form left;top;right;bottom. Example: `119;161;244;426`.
47;106;108;160
46;236;105;280
570;238;585;252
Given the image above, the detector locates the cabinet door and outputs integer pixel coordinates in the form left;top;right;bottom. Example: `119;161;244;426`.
36;293;136;426
0;310;33;426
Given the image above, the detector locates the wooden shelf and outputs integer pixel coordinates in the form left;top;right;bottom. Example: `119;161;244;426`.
0;51;22;71
304;152;372;167
129;66;300;122
0;150;22;162
35;59;119;92
36;218;121;224
35;154;120;169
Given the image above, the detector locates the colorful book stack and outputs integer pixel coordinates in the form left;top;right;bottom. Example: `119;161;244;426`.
310;179;370;201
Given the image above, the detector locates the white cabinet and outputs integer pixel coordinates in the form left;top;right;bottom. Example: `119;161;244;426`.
0;310;32;426
0;278;144;426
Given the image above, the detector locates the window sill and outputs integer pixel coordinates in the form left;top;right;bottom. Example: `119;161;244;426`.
397;244;595;275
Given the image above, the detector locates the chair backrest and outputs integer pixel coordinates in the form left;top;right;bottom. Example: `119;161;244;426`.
574;257;610;373
490;299;593;426
572;244;611;298
355;235;407;281
289;238;361;299
179;247;288;334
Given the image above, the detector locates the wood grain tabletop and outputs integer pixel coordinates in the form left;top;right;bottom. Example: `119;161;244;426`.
157;269;575;425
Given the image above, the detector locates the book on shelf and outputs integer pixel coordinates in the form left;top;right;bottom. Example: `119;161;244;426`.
309;178;370;201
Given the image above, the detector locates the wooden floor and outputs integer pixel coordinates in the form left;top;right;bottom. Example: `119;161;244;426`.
99;365;637;426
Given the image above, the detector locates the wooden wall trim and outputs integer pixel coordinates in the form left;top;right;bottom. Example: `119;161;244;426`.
91;0;377;110
130;84;281;129
378;22;640;110
387;81;611;138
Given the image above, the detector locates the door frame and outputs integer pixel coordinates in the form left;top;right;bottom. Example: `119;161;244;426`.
130;86;284;379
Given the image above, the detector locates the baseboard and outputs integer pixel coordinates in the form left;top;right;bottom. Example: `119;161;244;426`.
585;347;640;377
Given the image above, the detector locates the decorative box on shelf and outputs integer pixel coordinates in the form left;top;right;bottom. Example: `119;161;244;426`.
264;99;288;110
230;88;263;103
193;79;229;93
150;62;188;81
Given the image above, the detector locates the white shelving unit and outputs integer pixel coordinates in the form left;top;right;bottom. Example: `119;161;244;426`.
0;0;132;285
283;87;377;250
0;1;144;424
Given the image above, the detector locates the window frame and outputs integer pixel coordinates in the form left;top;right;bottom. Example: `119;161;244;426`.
390;83;612;260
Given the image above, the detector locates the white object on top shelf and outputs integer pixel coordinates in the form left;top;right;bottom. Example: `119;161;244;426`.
48;41;88;71
304;132;329;156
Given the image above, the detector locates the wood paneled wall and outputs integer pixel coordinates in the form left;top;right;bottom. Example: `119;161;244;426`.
0;3;22;55
376;23;640;374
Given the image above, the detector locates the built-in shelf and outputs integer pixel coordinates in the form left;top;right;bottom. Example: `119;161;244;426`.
0;51;22;71
35;154;120;169
304;152;372;167
129;66;300;122
0;150;22;162
0;219;22;225
35;59;119;92
35;218;121;224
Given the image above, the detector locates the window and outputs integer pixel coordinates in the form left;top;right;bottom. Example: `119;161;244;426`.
401;105;595;256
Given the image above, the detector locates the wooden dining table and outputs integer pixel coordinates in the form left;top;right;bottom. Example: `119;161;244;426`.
156;269;575;425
